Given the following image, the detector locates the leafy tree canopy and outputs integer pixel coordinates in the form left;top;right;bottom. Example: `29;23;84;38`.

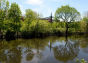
55;5;80;22
8;2;21;32
25;9;38;22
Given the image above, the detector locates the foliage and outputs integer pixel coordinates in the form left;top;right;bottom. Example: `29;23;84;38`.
25;9;38;29
82;17;88;32
29;20;50;33
0;0;9;32
79;21;86;32
5;30;16;40
21;20;51;37
50;22;65;34
8;2;21;32
25;9;38;21
0;0;88;39
55;5;80;22
76;59;87;63
55;5;80;35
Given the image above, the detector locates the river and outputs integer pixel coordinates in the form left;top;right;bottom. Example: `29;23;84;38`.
0;35;88;63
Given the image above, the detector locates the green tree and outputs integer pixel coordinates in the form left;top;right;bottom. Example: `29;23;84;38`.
25;9;38;21
21;9;38;31
82;17;88;32
4;1;9;18
25;9;38;30
8;2;21;37
0;0;9;38
55;5;80;35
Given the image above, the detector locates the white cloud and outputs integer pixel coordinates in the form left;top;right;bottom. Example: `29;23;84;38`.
52;0;70;4
26;0;43;5
52;0;65;2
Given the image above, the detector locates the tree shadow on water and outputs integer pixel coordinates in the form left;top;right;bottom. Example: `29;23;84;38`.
53;36;80;63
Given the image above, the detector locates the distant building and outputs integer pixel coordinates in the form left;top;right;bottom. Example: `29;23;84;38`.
21;16;25;21
48;13;53;22
39;17;49;20
21;13;55;22
40;13;55;22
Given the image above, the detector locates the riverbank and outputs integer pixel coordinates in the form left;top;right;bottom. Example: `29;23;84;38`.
0;31;87;41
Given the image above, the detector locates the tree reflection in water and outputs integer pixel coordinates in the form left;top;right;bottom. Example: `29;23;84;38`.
0;36;85;63
26;49;34;61
7;47;22;63
53;37;80;63
0;45;22;63
0;40;23;63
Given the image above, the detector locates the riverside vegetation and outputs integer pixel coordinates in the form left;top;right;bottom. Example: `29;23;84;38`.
0;0;88;40
0;0;88;63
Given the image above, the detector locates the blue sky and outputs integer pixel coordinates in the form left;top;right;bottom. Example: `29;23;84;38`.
9;0;88;17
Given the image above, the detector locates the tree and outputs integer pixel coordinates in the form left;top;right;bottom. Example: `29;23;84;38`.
8;2;21;37
21;9;38;31
0;0;9;38
55;5;80;35
82;17;88;33
25;9;38;29
4;1;9;18
25;9;38;21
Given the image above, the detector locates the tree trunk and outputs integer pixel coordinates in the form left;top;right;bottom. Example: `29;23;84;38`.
16;31;18;39
0;29;1;39
66;22;68;36
0;29;2;39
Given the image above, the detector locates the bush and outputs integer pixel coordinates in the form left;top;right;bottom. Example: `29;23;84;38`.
21;31;33;38
29;20;50;33
76;59;87;63
5;30;16;40
21;20;51;38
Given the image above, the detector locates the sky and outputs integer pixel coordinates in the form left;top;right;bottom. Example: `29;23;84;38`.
9;0;88;17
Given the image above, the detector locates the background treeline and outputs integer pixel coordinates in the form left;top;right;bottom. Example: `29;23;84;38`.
0;0;88;39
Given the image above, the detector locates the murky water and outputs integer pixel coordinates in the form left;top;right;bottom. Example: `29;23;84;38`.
0;35;88;63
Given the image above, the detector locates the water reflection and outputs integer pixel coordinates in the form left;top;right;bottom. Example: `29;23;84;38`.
25;49;34;61
0;36;88;63
53;37;79;62
0;40;22;63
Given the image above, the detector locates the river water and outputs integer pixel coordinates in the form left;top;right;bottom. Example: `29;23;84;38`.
0;35;88;63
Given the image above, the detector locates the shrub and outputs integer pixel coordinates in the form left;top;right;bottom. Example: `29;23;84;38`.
76;59;87;63
5;30;16;40
21;20;51;37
